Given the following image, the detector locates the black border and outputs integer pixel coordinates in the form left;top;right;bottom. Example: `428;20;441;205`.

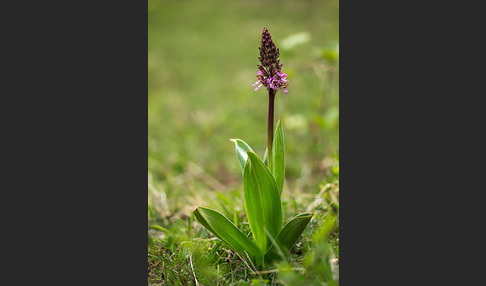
3;1;148;283
341;1;484;284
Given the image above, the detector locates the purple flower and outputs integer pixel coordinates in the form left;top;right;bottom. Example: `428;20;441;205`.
253;70;264;91
253;28;289;94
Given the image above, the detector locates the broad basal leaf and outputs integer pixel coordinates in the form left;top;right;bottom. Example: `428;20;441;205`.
194;207;263;264
230;139;254;173
271;119;285;196
243;151;282;252
264;212;312;264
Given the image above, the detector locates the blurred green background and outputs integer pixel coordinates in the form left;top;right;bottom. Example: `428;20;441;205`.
148;0;339;216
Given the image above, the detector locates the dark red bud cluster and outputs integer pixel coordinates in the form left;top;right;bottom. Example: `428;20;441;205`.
258;28;282;78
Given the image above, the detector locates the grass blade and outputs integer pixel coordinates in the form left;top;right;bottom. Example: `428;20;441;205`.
263;147;268;167
264;212;313;264
264;227;288;265
151;225;169;233
243;151;282;252
271;119;285;195
233;209;238;226
193;207;263;264
230;139;254;173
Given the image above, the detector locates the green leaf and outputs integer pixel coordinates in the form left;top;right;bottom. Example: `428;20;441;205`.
243;151;282;252
193;207;263;264
230;139;254;173
271;120;285;196
264;212;312;264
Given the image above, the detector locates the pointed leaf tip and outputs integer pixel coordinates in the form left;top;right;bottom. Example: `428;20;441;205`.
231;139;254;173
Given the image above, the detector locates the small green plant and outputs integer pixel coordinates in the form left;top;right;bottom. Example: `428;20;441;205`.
193;28;312;269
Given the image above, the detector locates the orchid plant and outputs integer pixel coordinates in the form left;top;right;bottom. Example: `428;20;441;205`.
194;28;312;269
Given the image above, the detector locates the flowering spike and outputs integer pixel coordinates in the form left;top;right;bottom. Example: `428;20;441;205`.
252;28;289;94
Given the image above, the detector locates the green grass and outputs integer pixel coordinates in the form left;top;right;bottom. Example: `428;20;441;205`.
148;180;339;285
148;0;339;284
